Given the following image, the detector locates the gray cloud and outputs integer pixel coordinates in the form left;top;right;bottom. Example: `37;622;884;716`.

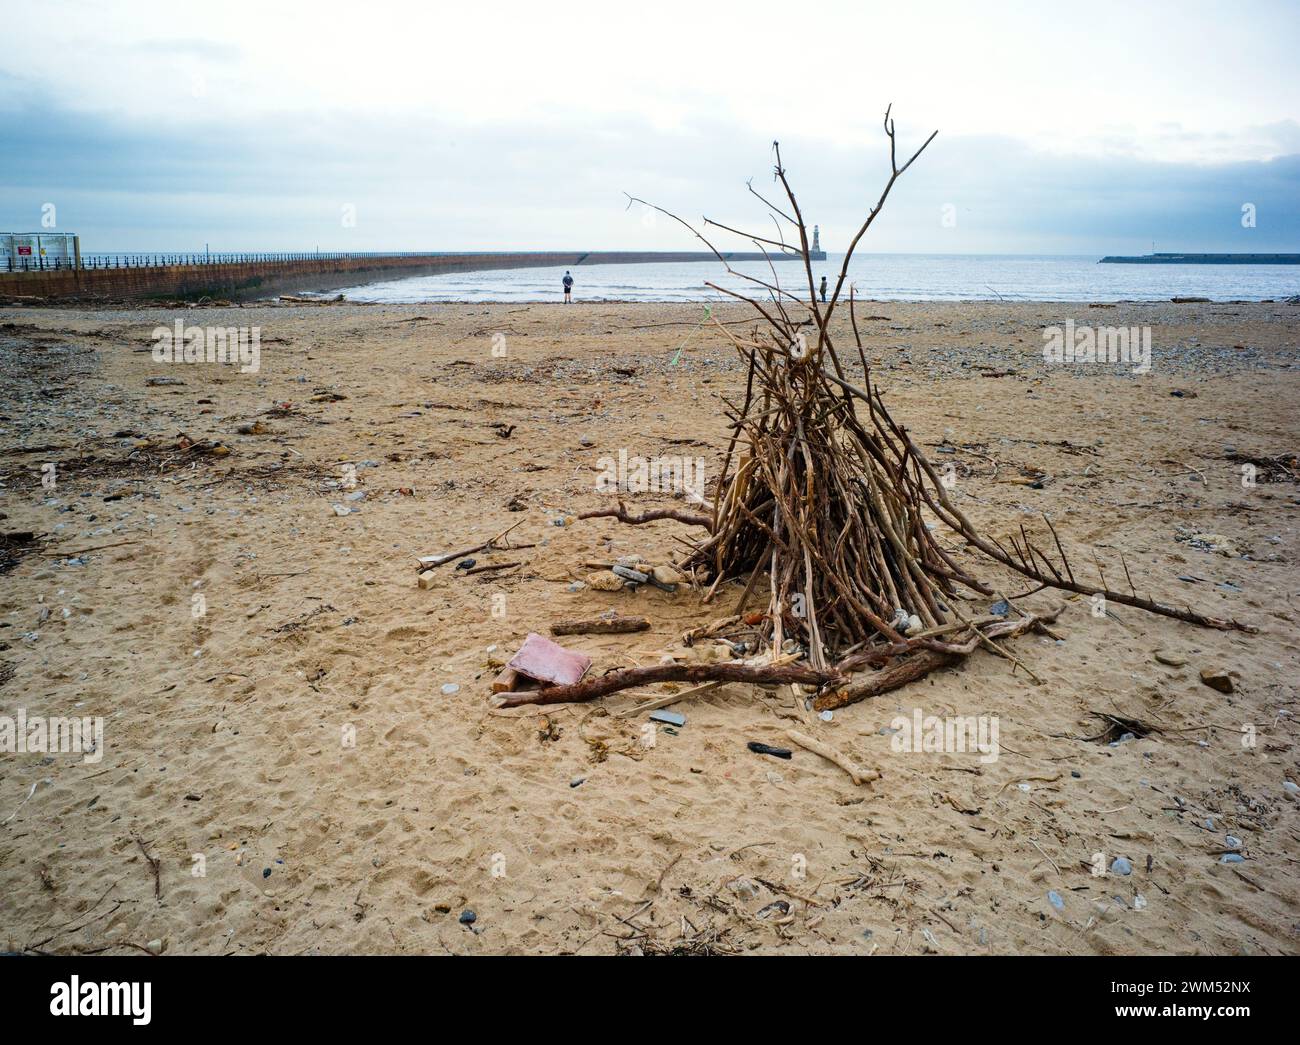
1;85;1296;255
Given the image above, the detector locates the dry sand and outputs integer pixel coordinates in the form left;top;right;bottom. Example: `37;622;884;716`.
1;298;1297;955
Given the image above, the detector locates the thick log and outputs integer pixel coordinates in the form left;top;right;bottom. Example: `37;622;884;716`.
550;615;650;636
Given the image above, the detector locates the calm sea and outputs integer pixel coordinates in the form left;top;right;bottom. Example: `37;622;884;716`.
335;253;1300;304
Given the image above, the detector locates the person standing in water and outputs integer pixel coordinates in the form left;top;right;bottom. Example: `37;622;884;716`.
562;270;574;303
819;275;827;302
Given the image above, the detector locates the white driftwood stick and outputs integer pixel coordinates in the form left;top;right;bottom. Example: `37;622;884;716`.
786;729;880;786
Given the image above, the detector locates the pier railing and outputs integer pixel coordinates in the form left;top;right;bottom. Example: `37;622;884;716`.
3;251;462;273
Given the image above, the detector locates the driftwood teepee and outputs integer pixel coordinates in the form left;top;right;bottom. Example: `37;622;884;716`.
501;108;1249;711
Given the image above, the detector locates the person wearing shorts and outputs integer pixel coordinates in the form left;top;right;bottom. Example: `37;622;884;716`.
563;271;574;303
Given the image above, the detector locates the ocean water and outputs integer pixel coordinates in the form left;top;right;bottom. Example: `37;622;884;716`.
335;253;1300;304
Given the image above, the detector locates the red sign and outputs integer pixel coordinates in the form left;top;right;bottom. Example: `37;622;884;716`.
17;246;32;256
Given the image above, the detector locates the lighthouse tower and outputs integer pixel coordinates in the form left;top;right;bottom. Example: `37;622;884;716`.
812;225;821;253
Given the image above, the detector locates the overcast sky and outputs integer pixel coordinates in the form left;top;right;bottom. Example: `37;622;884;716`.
2;0;1298;253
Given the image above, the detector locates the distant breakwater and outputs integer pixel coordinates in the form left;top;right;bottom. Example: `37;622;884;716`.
0;249;826;304
1099;253;1300;265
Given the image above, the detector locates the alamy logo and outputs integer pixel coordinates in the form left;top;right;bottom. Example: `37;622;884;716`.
152;320;261;373
1042;319;1150;374
0;710;103;764
595;449;707;504
890;708;1000;764
50;976;151;1025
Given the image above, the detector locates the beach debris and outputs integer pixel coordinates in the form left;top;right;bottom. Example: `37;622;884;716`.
649;710;686;727
612;564;649;585
1047;890;1065;911
728;877;760;901
570;776;585;787
550;615;649;636
1154;650;1187;667
756;900;792;920
417;570;437;590
455;558;476;570
1219;853;1246;864
507;633;591;687
491;667;522;694
416;520;529;571
1110;856;1133;876
748;741;792;760
331;504;353;517
1175;528;1242;557
1198;667;1234;694
459;909;477;926
440;683;460;695
145;376;185;386
786;729;879;785
1283;781;1299;800
585;571;625;592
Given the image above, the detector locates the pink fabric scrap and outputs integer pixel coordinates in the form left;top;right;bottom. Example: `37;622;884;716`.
507;632;592;687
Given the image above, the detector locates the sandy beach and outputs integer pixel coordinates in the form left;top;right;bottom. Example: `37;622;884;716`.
1;298;1297;956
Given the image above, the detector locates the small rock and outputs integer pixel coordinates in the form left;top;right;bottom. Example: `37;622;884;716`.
1220;853;1245;864
1154;650;1187;667
459;909;477;925
1199;667;1234;694
440;683;460;695
1283;780;1299;799
651;565;685;587
1133;894;1147;911
146;939;164;955
1047;890;1064;911
1110;856;1133;876
570;776;585;788
728;877;760;901
1225;835;1242;849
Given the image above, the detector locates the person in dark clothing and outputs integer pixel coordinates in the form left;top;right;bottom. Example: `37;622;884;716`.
563;271;574;303
819;275;827;302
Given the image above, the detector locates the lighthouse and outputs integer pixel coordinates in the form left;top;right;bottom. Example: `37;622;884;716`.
812;225;820;253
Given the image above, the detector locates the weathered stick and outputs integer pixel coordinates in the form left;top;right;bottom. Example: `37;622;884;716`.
550;615;650;636
815;647;960;712
579;499;712;530
786;729;880;785
616;653;801;717
416;520;525;570
499;660;836;708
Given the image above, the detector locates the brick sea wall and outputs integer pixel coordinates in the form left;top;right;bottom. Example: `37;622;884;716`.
0;250;825;303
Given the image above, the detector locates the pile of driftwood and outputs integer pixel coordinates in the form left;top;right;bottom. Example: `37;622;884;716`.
500;108;1250;711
